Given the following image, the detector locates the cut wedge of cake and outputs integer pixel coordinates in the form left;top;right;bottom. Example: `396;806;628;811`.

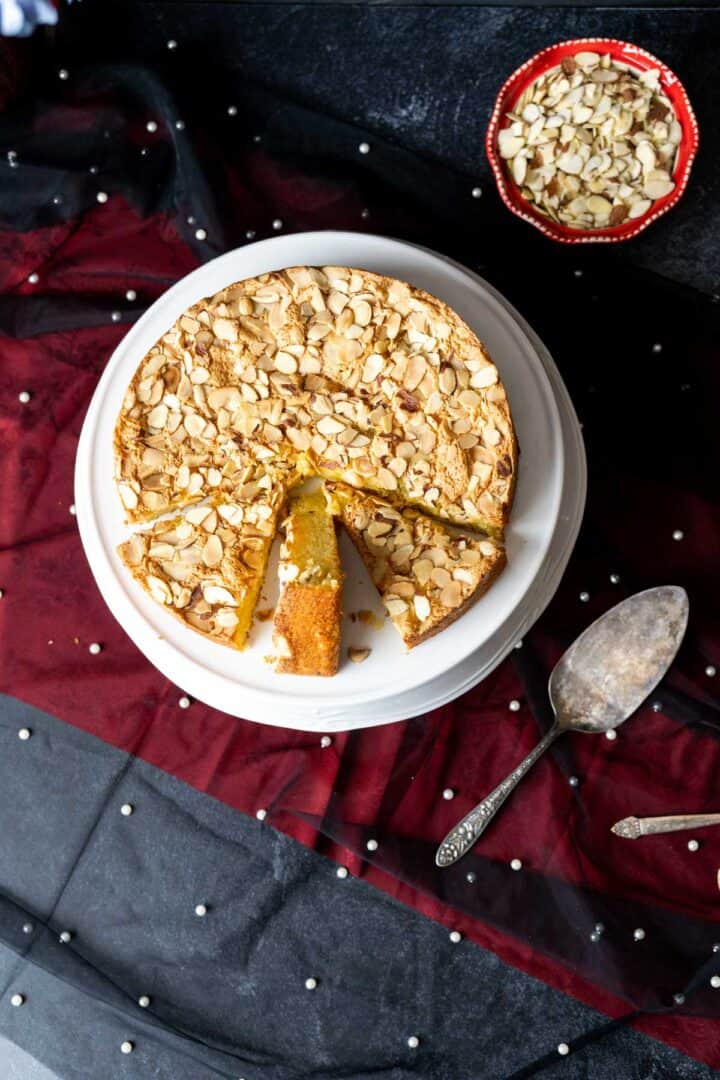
118;475;286;650
328;483;505;649
272;488;343;676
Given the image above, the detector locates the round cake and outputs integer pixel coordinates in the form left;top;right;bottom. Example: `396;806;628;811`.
114;266;517;666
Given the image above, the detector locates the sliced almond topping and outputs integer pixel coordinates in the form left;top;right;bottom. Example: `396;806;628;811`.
348;646;371;663
413;595;431;621
202;534;223;567
203;584;236;606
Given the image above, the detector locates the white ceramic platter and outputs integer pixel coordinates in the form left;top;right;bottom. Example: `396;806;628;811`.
75;231;584;730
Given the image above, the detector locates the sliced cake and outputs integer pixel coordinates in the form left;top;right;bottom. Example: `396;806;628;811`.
328;483;505;649
118;474;286;649
272;488;343;676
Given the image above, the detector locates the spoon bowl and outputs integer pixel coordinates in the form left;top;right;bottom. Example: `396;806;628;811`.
436;586;689;867
549;585;689;735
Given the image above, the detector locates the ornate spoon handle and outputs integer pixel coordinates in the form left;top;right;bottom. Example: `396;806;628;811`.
435;724;561;868
611;813;720;838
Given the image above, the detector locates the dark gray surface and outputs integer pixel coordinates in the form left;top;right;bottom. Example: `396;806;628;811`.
63;2;720;295
0;694;717;1080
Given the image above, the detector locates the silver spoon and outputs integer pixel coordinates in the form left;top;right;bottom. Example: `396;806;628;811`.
436;585;689;868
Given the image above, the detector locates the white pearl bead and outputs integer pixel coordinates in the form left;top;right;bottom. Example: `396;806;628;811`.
609;573;620;584
27;272;39;284
120;803;133;817
52;195;62;205
59;931;72;944
18;728;31;741
557;1042;570;1055
194;903;208;917
256;809;267;821
673;993;685;1005
510;858;522;871
146;121;158;133
320;735;332;748
442;788;455;800
96;191;108;203
605;729;617;741
573;269;583;278
111;311;121;323
195;228;207;241
69;504;76;516
366;838;378;851
688;839;699;852
22;923;33;934
336;866;348;879
508;700;521;712
58;69;69;80
361;208;370;219
706;666;717;677
18;391;31;403
579;591;590;602
471;186;482;199
227;106;238;116
407;1035;420;1049
568;776;579;787
633;928;645;941
358;142;371;155
652;343;663;353
652;701;662;713
711;976;720;989
465;872;476;884
10;994;25;1007
713;943;720;953
89;165;99;175
272;219;283;231
178;696;191;709
120;1041;134;1054
304;977;318;990
175;120;185;131
167;40;177;50
514;639;523;649
253;134;262;143
88;642;102;655
0;588;4;598
449;930;462;944
125;289;137;302
138;995;150;1008
672;530;684;541
245;230;256;240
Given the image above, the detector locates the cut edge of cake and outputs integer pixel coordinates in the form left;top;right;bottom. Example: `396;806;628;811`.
272;486;343;676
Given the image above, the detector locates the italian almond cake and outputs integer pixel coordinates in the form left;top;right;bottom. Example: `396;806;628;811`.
272;488;343;676
114;265;517;674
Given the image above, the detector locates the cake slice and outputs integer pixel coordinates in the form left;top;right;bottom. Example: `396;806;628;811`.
272;488;343;676
118;474;286;650
328;483;505;649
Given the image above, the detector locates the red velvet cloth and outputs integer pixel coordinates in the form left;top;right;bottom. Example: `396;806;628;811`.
1;182;720;1070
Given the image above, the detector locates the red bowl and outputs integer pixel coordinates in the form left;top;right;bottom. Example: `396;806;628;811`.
486;38;699;244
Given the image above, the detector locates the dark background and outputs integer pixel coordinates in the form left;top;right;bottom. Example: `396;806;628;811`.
56;1;720;296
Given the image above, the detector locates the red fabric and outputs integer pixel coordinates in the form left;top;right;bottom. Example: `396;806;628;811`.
2;189;720;1071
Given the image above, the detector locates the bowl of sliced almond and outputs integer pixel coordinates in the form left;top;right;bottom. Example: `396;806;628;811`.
486;39;699;243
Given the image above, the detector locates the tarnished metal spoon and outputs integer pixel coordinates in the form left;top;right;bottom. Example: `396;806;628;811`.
436;586;689;868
